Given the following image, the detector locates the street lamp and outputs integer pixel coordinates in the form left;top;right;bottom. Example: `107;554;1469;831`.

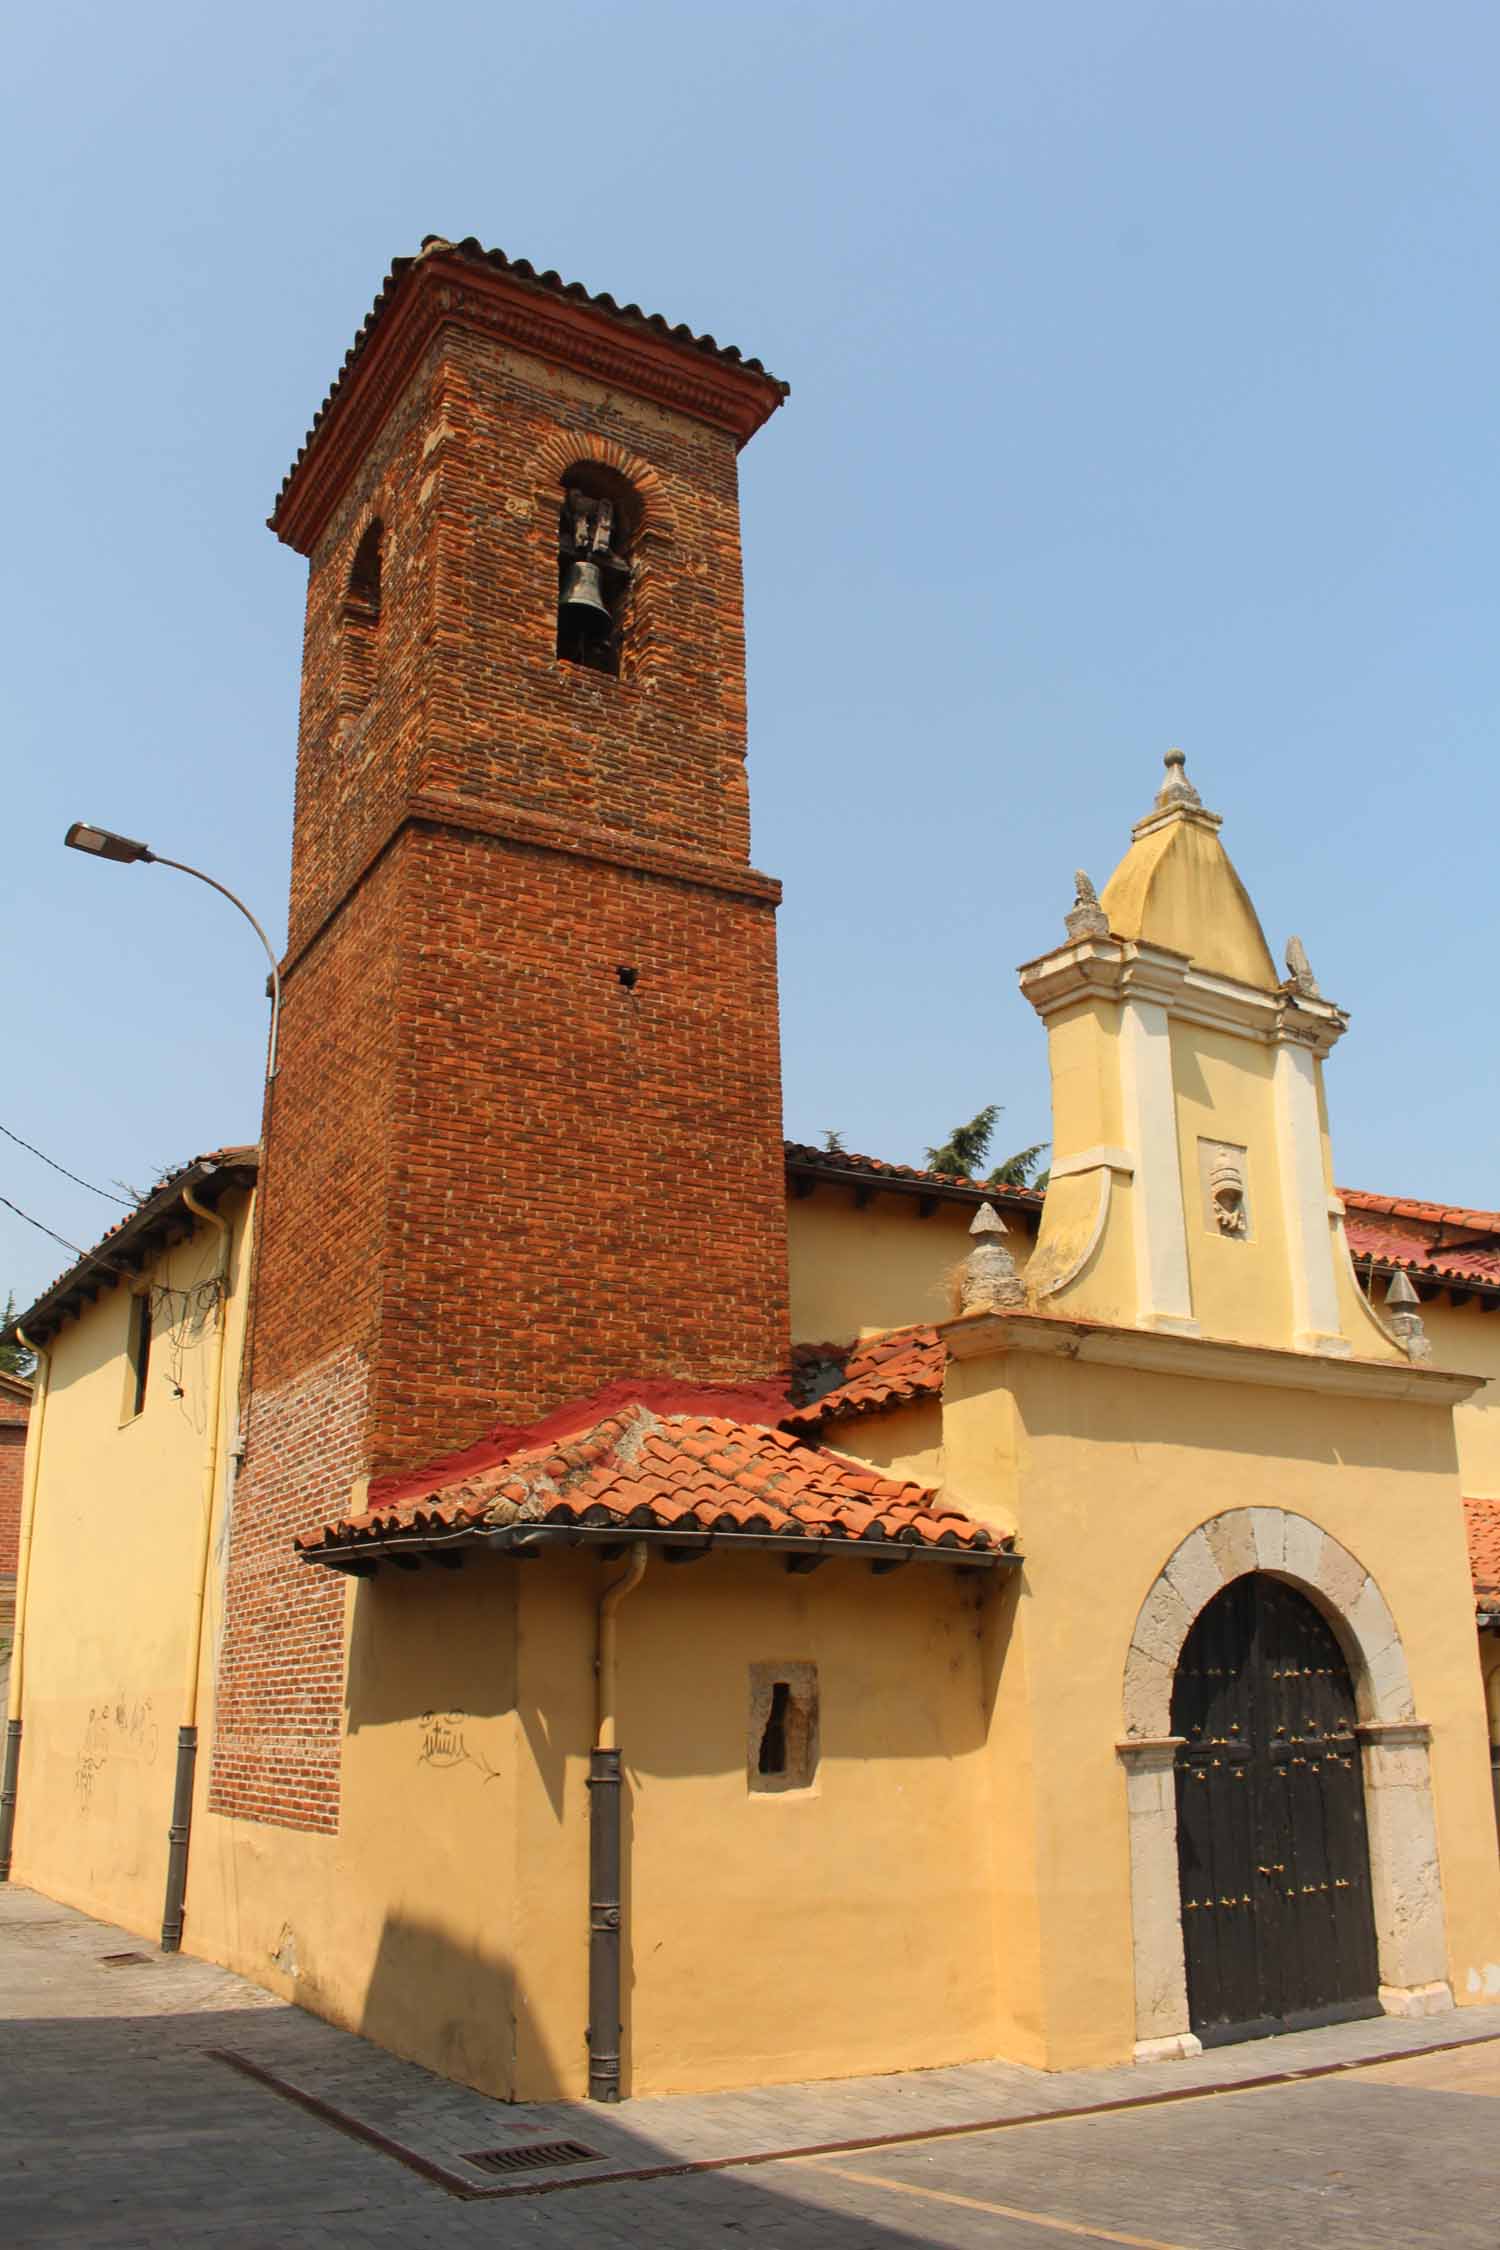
64;823;281;1077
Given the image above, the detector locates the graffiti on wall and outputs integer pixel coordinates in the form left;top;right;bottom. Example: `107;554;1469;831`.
73;1695;160;1809
418;1710;501;1785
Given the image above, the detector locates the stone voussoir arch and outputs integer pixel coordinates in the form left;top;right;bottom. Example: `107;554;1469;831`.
1123;1509;1414;1738
529;429;679;546
530;431;679;688
1117;1507;1450;2063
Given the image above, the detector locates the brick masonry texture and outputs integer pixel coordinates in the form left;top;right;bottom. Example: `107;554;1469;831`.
0;1378;29;1601
209;1345;363;1830
214;268;790;1829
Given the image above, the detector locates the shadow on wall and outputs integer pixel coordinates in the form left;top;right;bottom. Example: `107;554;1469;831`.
358;1909;523;2100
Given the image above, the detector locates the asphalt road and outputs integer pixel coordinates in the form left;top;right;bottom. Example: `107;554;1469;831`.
4;1887;1497;2246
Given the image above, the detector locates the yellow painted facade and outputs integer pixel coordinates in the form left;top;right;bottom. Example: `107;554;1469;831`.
8;751;1500;2099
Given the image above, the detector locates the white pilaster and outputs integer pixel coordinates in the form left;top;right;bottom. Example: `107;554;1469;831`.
1118;997;1197;1334
1272;1034;1345;1353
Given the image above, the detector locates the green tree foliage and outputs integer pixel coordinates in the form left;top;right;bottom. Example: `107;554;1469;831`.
1;1293;35;1379
925;1106;1050;1189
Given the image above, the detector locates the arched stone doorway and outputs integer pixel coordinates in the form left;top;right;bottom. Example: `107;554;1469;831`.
1119;1510;1452;2060
1173;1573;1379;2044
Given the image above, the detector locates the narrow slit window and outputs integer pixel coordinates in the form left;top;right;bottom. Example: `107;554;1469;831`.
127;1292;153;1419
758;1682;791;1775
749;1662;818;1793
338;520;384;718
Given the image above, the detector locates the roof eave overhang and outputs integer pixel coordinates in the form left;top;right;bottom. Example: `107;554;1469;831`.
298;1521;1015;1577
784;1150;1042;1219
271;247;789;556
5;1154;258;1349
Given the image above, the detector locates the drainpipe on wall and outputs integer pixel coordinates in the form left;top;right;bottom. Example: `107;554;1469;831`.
588;1540;649;2102
160;1187;232;1953
0;1329;49;1882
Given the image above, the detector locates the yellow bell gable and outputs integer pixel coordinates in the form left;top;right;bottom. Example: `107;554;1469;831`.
1019;752;1412;1364
1100;751;1277;988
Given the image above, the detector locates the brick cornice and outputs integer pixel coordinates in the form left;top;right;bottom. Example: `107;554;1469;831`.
282;789;781;982
271;250;787;555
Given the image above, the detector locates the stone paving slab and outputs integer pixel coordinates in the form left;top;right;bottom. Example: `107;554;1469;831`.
7;1882;1500;2207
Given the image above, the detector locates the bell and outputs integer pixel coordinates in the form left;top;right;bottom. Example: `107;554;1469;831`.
559;559;612;632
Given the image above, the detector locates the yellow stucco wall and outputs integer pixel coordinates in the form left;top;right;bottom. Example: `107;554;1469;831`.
786;1188;1035;1345
504;1552;1002;2097
1170;1021;1293;1349
11;1191;255;1937
1421;1298;1500;1499
1100;813;1277;987
12;1175;1499;2099
935;1343;1500;2066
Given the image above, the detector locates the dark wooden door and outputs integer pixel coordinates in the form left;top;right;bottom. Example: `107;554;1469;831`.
1172;1574;1380;2045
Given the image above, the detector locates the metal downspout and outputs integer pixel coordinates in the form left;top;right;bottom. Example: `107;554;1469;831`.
160;1186;232;1953
0;1329;49;1881
588;1540;649;2101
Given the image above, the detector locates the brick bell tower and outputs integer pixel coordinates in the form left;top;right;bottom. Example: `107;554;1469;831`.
212;238;790;1829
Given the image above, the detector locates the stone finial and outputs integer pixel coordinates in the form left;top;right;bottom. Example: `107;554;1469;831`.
961;1202;1026;1313
1065;868;1110;941
1284;935;1320;998
1383;1270;1433;1363
1153;747;1202;814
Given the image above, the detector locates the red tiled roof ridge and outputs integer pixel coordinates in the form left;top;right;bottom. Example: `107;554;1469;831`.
367;1376;792;1507
784;1325;947;1434
297;1402;1011;1562
1340;1187;1500;1235
274;236;788;522
784;1141;1044;1204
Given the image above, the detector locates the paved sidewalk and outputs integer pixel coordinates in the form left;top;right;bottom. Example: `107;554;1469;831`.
5;1882;1500;2245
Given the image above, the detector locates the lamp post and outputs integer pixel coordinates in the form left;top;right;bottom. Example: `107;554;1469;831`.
64;823;281;1076
62;820;281;1953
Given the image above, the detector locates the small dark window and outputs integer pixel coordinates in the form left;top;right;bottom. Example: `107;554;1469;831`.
758;1682;791;1774
749;1662;818;1793
338;521;384;719
557;475;635;676
346;521;383;621
127;1293;152;1419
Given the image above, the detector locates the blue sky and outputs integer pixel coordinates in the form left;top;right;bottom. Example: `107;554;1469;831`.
5;1;1497;1308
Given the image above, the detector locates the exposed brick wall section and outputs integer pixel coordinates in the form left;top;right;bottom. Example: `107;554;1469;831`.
209;1345;363;1830
373;822;787;1469
0;1378;29;1592
216;264;789;1830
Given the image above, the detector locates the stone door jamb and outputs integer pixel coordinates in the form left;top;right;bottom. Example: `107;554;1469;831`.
1118;1509;1452;2061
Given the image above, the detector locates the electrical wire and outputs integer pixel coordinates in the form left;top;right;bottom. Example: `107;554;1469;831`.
0;1122;136;1206
0;1193;139;1282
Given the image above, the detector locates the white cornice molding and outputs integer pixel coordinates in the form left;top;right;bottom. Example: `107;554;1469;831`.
1049;1146;1135;1180
1018;935;1348;1052
938;1307;1485;1404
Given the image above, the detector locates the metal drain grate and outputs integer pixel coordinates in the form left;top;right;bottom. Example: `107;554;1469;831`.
460;2139;601;2176
99;1951;152;1967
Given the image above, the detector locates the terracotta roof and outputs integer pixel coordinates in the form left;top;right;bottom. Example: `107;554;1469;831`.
784;1145;1500;1295
274;235;788;523
784;1142;1043;1214
1467;1499;1500;1616
785;1327;946;1435
1341;1200;1500;1292
1343;1189;1500;1233
3;1148;259;1347
297;1402;1010;1571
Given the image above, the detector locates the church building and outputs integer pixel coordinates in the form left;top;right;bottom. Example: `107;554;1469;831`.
4;237;1498;2103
